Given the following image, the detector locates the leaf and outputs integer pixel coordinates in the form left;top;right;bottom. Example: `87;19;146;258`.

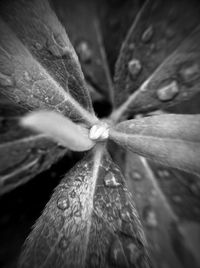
98;0;141;74
19;147;151;268
54;0;114;103
125;152;200;268
112;0;200;120
109;114;200;175
0;114;67;195
0;98;67;195
0;0;97;125
21;110;95;151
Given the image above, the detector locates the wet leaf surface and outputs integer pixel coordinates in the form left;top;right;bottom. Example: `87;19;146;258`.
0;0;92;113
113;0;200;119
54;0;114;103
110;114;200;175
125;152;200;268
0;112;66;195
0;0;200;267
19;148;151;268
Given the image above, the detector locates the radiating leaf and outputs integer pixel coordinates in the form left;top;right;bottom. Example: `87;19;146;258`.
125;152;200;268
0;0;97;125
0;0;93;114
99;0;141;74
112;0;200;120
21;110;95;151
0;98;66;195
19;147;151;268
0;114;66;195
54;0;114;103
109;114;200;175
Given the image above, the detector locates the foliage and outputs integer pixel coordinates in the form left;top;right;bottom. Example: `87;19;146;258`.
0;0;200;267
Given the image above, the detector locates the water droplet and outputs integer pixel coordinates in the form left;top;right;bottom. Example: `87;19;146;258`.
70;189;76;199
58;236;69;249
76;41;92;63
89;123;109;141
0;72;14;87
56;215;65;230
190;182;200;195
109;239;127;267
121;209;131;222
104;173;120;187
158;169;170;178
179;62;199;83
143;206;157;228
128;59;142;78
128;43;135;51
124;241;142;265
23;71;31;82
57;196;70;210
142;25;154;43
34;42;43;50
157;81;179;101
131;171;142;181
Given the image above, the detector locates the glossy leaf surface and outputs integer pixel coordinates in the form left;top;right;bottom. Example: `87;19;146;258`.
125;152;200;268
54;0;114;103
21;111;95;151
0;114;66;195
110;114;200;175
113;0;200;120
0;0;94;116
19;148;151;268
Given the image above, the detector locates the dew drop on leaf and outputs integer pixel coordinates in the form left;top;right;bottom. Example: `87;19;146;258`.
143;206;158;228
69;189;76;199
34;42;43;50
157;169;170;178
109;238;127;267
131;171;142;181
179;62;200;83
76;40;92;63
104;172;121;187
141;25;154;43
157;80;179;101
128;59;142;78
57;196;70;210
47;33;70;58
23;71;31;82
120;209;131;222
59;236;69;250
128;43;135;51
123;240;142;266
0;72;14;87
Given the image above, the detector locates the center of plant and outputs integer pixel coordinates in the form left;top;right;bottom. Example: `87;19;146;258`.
89;122;110;142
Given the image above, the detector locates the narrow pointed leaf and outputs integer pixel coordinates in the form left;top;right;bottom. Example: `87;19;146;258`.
113;0;200;120
109;114;200;175
0;2;97;125
54;0;114;103
21;111;95;151
0;0;93;114
19;148;151;268
0;115;66;195
99;0;141;73
125;152;200;268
